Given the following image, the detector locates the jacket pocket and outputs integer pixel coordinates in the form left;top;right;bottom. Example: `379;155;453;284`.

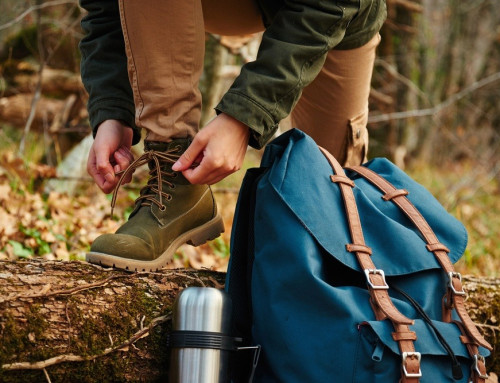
353;319;488;383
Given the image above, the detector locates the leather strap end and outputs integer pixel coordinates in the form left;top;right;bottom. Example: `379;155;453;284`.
330;175;355;187
382;189;409;201
346;243;372;255
460;335;475;345
426;242;450;253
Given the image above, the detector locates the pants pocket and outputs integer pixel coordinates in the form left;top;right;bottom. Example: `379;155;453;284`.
343;109;369;166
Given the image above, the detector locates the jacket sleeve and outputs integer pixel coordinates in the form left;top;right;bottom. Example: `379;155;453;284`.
79;0;141;145
215;0;361;149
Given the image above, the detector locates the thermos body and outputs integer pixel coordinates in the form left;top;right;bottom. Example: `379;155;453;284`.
169;287;233;383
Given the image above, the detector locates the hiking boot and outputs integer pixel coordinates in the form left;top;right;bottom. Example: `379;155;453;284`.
86;139;224;271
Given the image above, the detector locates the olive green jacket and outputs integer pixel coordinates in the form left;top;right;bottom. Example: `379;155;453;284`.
79;0;386;148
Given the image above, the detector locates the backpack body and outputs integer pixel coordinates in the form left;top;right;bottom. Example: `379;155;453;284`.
226;129;490;383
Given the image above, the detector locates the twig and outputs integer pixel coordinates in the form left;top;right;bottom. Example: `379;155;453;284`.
375;59;429;103
463;276;500;286
170;271;206;287
368;71;500;124
43;368;52;383
0;274;133;304
16;1;81;157
1;314;171;371
0;0;78;31
475;323;500;332
18;0;45;156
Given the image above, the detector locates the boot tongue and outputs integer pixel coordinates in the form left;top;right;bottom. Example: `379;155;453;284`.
144;138;191;153
143;139;192;171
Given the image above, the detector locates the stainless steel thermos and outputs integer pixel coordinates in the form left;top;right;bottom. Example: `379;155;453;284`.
169;287;235;383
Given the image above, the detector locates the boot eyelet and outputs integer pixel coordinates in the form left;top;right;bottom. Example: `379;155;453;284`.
172;172;178;178
159;205;167;211
166;194;173;201
170;184;176;189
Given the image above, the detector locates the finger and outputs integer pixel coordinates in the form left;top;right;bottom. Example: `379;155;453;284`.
89;156;116;194
90;166;114;193
94;146;116;185
118;146;134;163
87;148;106;188
172;137;205;171
113;149;134;184
183;162;227;185
202;173;227;186
90;168;107;191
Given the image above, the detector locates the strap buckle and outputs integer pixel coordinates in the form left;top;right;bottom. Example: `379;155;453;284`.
402;352;422;378
473;354;489;379
237;345;262;383
364;269;389;290
448;272;466;296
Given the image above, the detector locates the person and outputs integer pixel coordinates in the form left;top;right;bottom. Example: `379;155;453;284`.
79;0;386;271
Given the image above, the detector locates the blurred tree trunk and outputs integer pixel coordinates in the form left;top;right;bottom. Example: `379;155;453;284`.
370;0;500;166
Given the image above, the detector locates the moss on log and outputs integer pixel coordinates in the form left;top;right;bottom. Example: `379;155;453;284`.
0;260;225;382
460;276;500;378
0;260;498;382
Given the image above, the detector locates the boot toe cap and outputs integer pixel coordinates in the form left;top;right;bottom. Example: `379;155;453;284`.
90;233;155;261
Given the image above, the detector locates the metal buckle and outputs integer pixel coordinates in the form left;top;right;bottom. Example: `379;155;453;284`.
237;345;261;382
473;354;489;379
448;272;466;296
364;269;389;290
402;352;422;378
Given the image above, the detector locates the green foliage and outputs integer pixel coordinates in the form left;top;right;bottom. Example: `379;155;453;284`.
19;226;51;255
124;190;140;220
7;240;32;258
408;161;500;276
209;237;230;259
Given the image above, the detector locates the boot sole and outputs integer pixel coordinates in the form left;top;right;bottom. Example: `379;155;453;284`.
86;214;224;272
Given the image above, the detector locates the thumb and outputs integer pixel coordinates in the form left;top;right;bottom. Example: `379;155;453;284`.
172;138;204;171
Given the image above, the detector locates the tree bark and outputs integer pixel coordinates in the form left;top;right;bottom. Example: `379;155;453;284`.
0;260;498;382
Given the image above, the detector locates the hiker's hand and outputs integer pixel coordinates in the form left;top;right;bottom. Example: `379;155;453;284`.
172;113;250;185
87;119;134;194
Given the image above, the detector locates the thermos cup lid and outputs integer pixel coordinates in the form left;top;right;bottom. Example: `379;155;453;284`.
172;287;233;334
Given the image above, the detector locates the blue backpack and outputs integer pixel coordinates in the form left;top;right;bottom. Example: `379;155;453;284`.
226;129;491;383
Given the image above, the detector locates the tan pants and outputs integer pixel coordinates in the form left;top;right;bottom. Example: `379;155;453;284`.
118;0;380;166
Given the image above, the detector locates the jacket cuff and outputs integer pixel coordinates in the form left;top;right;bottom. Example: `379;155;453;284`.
215;90;278;150
88;99;141;145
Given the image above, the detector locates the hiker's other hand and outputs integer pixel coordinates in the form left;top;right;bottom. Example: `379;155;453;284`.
87;119;134;194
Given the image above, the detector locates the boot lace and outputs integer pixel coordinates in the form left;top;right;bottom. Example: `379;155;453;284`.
110;146;182;216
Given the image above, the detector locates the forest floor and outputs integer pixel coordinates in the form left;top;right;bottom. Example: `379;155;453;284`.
0;129;498;277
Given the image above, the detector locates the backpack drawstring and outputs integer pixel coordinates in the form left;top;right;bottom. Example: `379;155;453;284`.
391;285;463;380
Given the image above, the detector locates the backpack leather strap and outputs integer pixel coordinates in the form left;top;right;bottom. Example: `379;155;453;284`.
455;321;489;383
348;164;492;352
319;148;420;382
320;147;413;325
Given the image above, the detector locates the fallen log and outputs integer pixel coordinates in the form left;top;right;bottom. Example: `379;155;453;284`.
0;260;498;382
0;94;64;130
12;68;83;97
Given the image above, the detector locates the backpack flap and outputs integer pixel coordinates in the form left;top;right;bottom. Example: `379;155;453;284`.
261;129;467;276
